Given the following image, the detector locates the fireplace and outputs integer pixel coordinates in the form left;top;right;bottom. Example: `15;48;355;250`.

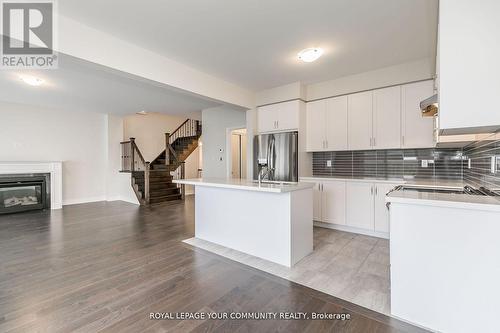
0;174;50;214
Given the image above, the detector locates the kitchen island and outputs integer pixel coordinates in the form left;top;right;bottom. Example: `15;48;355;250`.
174;178;314;267
386;189;500;333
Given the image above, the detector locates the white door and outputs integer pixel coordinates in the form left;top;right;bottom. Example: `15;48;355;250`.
257;104;279;133
306;100;326;151
373;86;401;149
277;100;300;131
348;91;373;150
401;80;435;148
346;181;375;230
374;183;398;233
321;180;346;225
325;96;348;150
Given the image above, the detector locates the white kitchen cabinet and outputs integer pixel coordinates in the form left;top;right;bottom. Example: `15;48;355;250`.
401;81;435;148
303;178;396;237
306;96;348;151
306;100;326;151
321;180;346;225
302;179;345;225
258;100;299;133
311;182;322;221
373;86;401;149
348;91;373;150
325;96;348;151
346;182;375;230
374;183;398;233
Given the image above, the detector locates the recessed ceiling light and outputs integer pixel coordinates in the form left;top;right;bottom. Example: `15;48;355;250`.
298;48;324;63
137;110;148;115
20;76;44;86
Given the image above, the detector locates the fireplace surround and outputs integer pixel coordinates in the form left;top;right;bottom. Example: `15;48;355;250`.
0;162;62;210
0;174;50;214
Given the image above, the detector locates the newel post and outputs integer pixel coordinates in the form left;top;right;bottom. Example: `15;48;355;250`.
145;162;150;205
180;162;186;199
130;137;136;172
165;133;170;165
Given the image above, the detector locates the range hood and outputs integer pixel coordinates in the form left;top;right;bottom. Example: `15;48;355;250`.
420;94;438;117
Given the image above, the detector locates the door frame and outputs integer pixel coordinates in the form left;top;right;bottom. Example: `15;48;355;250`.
225;126;247;179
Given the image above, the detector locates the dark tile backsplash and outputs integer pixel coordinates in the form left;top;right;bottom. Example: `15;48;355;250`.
313;148;465;180
463;133;500;190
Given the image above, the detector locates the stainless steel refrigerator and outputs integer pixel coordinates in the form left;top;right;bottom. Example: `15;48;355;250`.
253;131;298;182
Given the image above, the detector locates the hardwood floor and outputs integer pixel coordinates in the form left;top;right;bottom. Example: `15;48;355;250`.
0;197;426;332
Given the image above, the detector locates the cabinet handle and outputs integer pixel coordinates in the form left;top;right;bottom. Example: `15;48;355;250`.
326;140;328;149
371;185;373;195
373;137;376;147
402;135;405;146
276;120;279;129
370;137;373;147
375;186;378;195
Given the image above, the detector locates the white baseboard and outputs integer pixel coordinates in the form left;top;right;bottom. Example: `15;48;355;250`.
314;221;389;239
62;196;107;206
106;196;140;205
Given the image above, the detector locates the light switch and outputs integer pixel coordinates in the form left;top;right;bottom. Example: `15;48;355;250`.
326;160;332;167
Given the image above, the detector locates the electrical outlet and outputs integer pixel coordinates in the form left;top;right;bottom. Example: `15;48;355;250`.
421;160;428;168
326;160;332;167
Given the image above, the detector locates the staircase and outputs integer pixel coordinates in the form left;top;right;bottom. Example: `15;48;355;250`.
120;119;201;205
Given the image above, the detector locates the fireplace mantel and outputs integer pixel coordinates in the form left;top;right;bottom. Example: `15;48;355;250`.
0;162;62;209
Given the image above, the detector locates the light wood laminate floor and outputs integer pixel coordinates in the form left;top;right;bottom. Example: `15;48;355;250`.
0;197;425;332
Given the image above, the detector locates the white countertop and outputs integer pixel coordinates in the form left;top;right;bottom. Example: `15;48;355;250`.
386;187;500;212
302;176;500;211
174;178;314;193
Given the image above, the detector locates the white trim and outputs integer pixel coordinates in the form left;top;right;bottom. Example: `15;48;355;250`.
106;196;141;205
314;221;389;239
0;161;63;209
63;196;107;206
225;126;247;179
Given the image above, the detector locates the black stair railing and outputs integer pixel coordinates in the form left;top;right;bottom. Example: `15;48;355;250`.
164;119;201;165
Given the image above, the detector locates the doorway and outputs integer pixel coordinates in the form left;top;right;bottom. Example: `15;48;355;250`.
230;129;247;179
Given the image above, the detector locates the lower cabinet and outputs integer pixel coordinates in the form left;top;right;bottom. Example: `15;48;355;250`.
304;179;399;237
345;182;375;230
307;180;346;225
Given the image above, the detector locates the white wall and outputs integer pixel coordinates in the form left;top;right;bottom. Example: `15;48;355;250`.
0;102;108;205
306;58;434;100
201;106;246;178
106;114;139;204
438;0;500;134
256;82;306;106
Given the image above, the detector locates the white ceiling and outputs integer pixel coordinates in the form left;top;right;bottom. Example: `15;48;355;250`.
60;0;438;91
0;55;221;116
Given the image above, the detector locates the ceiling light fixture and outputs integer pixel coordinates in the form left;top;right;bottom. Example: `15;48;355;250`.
20;76;44;86
298;48;324;63
137;110;148;115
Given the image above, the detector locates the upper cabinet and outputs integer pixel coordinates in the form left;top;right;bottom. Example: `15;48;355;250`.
401;81;435;148
305;80;435;152
306;96;347;151
439;0;500;134
373;86;401;149
348;91;373;150
257;100;300;133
